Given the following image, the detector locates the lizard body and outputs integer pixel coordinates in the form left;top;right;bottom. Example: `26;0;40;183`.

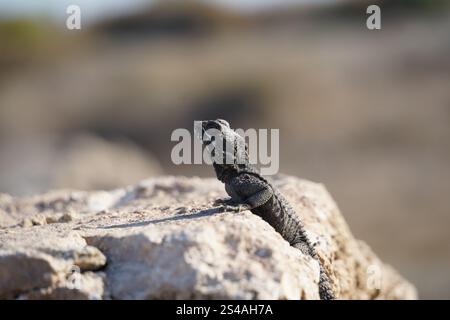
199;119;335;300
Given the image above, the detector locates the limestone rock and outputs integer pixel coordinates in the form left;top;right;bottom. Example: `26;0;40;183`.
0;176;417;299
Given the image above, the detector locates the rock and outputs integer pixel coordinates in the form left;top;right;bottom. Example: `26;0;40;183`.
17;271;105;300
0;176;417;299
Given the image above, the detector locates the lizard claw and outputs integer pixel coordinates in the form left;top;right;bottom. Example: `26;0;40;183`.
224;204;250;213
214;198;250;212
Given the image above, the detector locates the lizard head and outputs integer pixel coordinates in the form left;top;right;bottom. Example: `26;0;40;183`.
200;119;231;146
197;119;250;181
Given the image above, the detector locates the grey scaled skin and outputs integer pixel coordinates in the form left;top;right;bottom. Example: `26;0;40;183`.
198;119;335;300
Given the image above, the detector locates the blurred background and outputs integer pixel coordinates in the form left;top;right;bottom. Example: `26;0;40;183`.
1;0;449;298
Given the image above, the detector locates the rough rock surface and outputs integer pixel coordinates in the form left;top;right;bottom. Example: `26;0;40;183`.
0;176;417;300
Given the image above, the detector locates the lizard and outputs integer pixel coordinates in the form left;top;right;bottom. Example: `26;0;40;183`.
197;119;335;300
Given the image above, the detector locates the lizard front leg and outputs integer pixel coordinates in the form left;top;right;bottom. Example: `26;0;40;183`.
219;186;272;213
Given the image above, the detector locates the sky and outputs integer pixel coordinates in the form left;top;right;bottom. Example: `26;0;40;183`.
0;0;338;23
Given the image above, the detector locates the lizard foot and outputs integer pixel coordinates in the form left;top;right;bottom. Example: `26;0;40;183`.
220;203;251;213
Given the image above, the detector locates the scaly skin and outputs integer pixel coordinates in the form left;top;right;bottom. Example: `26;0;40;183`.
199;119;335;300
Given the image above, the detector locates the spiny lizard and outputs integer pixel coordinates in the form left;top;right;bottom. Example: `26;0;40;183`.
198;119;335;300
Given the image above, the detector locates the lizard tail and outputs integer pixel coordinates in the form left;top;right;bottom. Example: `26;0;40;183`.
292;241;336;300
319;265;335;300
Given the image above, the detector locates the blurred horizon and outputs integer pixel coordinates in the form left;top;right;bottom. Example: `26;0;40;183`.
1;0;450;299
0;0;339;24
